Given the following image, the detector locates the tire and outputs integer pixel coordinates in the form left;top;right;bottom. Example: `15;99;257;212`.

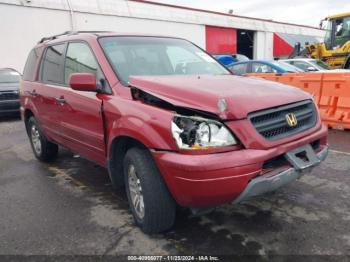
345;61;350;69
123;147;176;234
27;116;58;162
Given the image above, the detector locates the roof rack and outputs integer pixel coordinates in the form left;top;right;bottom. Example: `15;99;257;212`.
38;31;112;43
38;31;72;44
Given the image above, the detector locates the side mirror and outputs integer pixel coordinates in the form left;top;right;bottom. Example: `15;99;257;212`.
306;66;318;72
69;73;97;92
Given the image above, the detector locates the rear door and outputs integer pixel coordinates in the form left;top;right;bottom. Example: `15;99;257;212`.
36;43;67;144
58;41;106;165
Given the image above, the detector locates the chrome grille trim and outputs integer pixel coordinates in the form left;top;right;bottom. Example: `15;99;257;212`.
249;100;317;140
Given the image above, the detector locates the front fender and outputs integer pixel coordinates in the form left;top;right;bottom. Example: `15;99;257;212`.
104;98;178;158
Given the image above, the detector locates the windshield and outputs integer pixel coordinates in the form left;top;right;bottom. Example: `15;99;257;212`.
310;60;330;70
324;16;350;49
0;69;20;83
272;61;303;72
99;37;230;84
334;16;350;47
324;19;333;49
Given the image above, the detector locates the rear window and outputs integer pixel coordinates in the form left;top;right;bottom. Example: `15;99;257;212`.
23;48;41;81
41;44;66;84
0;69;20;84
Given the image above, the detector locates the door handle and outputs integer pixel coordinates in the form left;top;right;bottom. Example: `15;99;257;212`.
55;97;66;105
28;90;37;97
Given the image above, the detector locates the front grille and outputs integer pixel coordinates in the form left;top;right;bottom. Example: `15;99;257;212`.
0;101;20;110
249;100;317;141
0;91;18;101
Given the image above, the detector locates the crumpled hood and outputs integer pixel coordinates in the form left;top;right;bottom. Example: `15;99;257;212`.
129;75;311;120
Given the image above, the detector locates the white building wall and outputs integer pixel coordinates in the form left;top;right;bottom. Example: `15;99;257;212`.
1;0;325;36
0;3;205;72
74;13;205;47
0;4;71;72
254;31;274;60
0;0;325;72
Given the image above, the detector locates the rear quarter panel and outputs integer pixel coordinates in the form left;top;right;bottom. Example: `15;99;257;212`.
20;81;40;120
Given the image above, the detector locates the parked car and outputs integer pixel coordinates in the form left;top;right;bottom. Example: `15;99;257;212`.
21;32;328;234
229;60;303;75
212;53;249;67
281;58;331;72
0;68;21;116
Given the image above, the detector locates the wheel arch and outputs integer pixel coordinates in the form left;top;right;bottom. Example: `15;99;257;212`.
107;135;149;189
344;56;350;69
24;109;35;133
105;112;176;188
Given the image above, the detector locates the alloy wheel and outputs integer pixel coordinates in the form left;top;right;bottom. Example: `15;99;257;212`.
31;125;42;155
128;164;145;219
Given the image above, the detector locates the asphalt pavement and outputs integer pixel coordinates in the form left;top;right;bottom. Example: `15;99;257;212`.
0;116;349;259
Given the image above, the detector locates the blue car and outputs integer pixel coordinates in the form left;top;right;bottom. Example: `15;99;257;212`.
229;60;303;75
212;54;249;67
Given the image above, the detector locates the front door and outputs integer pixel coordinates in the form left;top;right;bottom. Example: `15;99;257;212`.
59;42;106;165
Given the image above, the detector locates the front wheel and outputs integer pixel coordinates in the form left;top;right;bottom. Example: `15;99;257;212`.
27;117;58;162
124;148;176;234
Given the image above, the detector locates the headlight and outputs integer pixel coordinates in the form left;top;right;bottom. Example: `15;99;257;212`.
171;115;237;150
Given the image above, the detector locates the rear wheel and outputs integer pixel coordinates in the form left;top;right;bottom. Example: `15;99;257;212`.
123;148;176;234
27;117;58;162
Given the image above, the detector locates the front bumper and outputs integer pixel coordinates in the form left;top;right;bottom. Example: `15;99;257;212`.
153;124;328;208
233;145;328;203
0;100;20;116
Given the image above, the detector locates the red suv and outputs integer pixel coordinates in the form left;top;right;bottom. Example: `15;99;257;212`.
21;32;328;234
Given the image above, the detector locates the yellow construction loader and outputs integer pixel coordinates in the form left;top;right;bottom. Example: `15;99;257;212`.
305;12;350;69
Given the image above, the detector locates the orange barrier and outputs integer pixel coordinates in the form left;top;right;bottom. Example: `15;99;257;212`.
319;72;350;129
246;72;350;130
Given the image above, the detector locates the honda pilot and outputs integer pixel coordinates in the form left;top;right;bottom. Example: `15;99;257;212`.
20;32;328;234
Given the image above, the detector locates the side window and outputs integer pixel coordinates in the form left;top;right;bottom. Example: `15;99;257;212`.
64;42;99;84
292;61;309;71
23;47;42;81
230;63;248;75
41;44;66;84
252;63;275;73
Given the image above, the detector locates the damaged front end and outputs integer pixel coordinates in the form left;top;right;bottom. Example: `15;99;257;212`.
171;115;237;150
130;86;241;152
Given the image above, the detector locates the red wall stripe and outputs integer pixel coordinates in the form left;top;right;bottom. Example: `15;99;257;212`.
273;33;293;57
205;26;237;53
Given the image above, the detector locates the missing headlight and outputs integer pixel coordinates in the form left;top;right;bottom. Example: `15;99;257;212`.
171;115;237;150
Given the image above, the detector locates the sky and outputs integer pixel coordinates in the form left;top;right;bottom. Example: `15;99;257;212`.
150;0;350;27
